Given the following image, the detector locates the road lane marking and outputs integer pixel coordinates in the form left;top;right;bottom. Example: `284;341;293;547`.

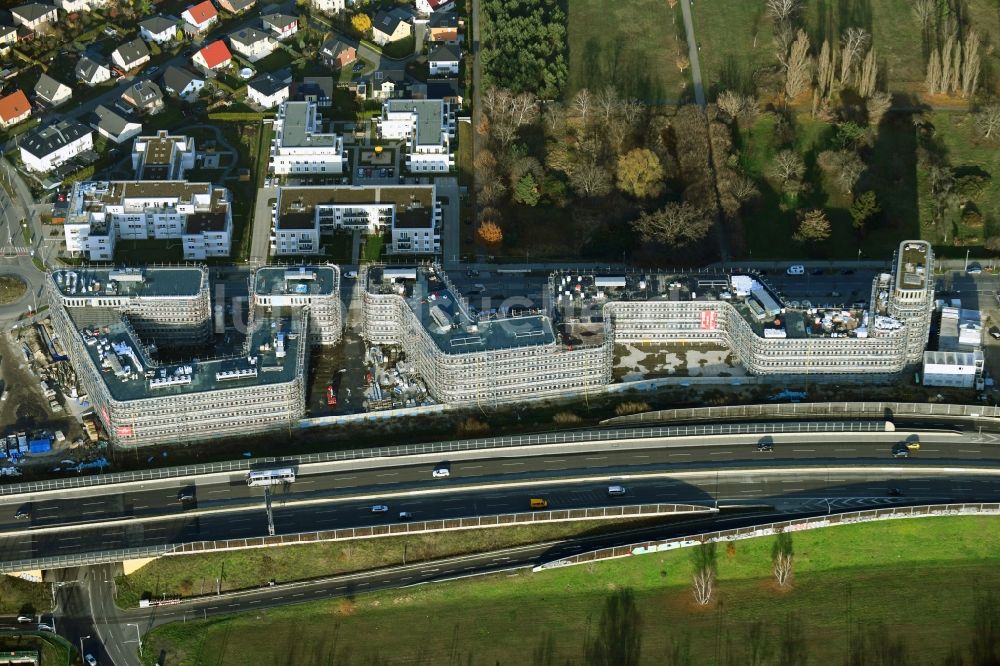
502;462;524;466
793;449;816;452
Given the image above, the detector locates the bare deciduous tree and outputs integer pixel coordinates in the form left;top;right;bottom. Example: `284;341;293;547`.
619;98;646;128
542;102;566;134
482;88;538;147
911;0;935;33
794;209;831;242
866;91;892;128
729;173;760;203
569;161;612;197
858;47;878;98
766;0;800;23
474;149;497;172
817;39;837;98
962;30;982;98
940;33;956;95
769;150;805;185
572;88;593;125
692;567;714;605
716;90;758;123
949;36;963;95
676;54;690;72
926;48;943;94
633;202;713;246
839;27;871;86
596;85;619;122
785;30;812;99
976;104;1000;140
773;551;794;587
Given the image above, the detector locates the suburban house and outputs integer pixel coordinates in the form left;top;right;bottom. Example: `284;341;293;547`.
427;43;460;76
415;0;454;14
269;101;346;175
0;90;31;128
132;131;196;180
88;104;142;144
34;72;72;107
261;13;297;40
247;70;290;109
111;38;151;73
55;0;107;12
379;99;454;173
427;12;460;42
181;0;218;33
310;0;344;14
228;27;275;62
216;0;253;14
319;37;356;68
19;120;93;172
371;10;411;45
11;3;58;31
121;80;164;115
75;54;111;86
369;74;402;100
192;40;232;71
139;15;178;44
0;25;17;50
162;65;205;101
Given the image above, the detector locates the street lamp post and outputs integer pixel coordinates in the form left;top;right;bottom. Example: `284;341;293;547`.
79;635;90;660
127;623;143;656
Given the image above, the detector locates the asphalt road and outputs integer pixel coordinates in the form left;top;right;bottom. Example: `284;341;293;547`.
2;426;998;564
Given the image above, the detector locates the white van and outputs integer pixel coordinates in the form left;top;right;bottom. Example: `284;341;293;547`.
607;485;626;496
786;265;805;275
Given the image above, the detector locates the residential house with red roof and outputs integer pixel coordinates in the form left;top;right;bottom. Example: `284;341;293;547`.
192;40;232;71
181;0;218;33
0;90;31;128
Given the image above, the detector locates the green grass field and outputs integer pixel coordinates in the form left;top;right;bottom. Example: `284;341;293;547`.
0;576;51;615
143;516;1000;665
116;518;661;608
737;111;919;259
567;0;689;103
917;111;1000;251
691;0;775;97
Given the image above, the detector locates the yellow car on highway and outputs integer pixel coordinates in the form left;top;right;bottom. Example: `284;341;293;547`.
905;441;921;450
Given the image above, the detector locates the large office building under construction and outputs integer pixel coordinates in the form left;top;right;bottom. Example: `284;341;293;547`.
362;241;935;406
47;264;341;445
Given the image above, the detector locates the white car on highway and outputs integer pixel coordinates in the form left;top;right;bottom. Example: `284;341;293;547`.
85;655;98;666
370;505;389;513
786;265;805;275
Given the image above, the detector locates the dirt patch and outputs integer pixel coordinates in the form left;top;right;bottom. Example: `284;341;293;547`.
0;276;26;305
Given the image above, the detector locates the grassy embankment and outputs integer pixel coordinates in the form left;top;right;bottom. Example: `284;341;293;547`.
143;516;1000;665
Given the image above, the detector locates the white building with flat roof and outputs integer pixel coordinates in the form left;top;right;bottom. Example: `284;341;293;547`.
271;184;440;256
63;181;232;261
269;101;346;175
379;99;454;173
131;131;196;180
922;350;984;389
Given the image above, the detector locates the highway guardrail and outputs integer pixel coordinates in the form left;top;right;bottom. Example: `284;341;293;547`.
534;502;1000;570
0;420;886;496
603;400;1000;425
0;503;715;573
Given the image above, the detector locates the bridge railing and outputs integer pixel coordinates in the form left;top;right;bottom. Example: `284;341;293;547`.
0;420;886;496
535;502;1000;570
604;401;1000;425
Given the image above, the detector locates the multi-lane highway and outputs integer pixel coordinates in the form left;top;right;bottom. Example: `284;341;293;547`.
1;426;998;565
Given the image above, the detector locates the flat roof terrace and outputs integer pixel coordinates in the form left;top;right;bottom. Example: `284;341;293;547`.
52;267;206;299
254;265;338;296
371;266;555;354
896;240;930;291
69;307;303;402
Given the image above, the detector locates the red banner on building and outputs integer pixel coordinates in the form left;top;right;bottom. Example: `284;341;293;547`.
700;309;718;330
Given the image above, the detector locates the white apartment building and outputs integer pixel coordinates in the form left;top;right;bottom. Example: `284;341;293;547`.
271;185;440;256
63;181;232;261
269;101;346;175
131;131;196;180
20;121;93;173
310;0;344;14
922;350;984;389
379;99;455;173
